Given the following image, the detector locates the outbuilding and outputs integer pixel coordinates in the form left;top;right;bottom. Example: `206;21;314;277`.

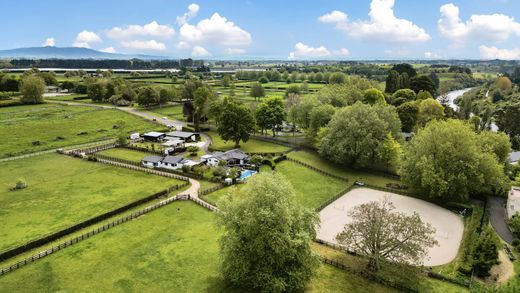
143;132;165;142
507;186;520;219
165;131;199;142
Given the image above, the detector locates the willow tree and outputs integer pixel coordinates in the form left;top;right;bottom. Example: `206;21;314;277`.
217;173;320;292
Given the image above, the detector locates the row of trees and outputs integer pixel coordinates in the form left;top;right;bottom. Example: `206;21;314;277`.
235;70;349;84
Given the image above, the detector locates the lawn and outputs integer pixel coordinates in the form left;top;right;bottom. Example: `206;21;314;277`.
97;147;150;162
0;154;183;252
0;103;158;158
287;151;400;187
207;131;291;153
313;243;468;293
0;200;398;292
204;161;347;209
144;104;185;121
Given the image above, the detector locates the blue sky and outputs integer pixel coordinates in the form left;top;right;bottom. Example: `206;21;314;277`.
1;0;520;59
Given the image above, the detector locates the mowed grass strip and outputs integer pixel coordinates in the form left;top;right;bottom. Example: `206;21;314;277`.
207;131;291;153
204;161;346;209
0;200;398;293
288;151;400;187
0;154;182;252
0;103;158;157
144;104;185;121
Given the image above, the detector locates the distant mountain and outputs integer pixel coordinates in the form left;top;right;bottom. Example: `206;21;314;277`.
0;46;170;60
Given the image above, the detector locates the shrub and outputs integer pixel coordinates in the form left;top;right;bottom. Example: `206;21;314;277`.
31;140;42;146
251;154;263;165
258;76;269;84
182;164;192;173
213;166;228;177
187;146;199;153
15;178;27;190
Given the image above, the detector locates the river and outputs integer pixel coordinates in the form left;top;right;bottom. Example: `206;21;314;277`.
438;87;498;132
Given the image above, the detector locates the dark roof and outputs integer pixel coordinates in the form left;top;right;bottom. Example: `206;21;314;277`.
166;131;196;138
143;132;165;138
510;151;520;163
142;155;162;163
162;155;185;165
214;149;250;161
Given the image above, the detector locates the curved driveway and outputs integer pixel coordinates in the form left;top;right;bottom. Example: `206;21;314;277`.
489;197;513;244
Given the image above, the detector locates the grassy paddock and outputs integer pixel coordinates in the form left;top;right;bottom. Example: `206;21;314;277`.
287;151;400;187
0;154;182;252
0;103;158;157
313;243;468;293
204;161;347;210
206;131;291;153
97;148;150;162
0;200;399;292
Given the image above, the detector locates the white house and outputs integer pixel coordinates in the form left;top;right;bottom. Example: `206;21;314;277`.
158;155;186;170
142;155;163;168
510;151;520;165
507;186;520;219
205;149;250;167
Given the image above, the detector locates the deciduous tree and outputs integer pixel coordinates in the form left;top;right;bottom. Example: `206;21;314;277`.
399;120;509;200
218;173;320;293
217;98;256;148
20;75;45;104
336;197;437;271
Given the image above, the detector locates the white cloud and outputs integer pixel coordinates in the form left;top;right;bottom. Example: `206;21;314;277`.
100;47;116;53
318;0;430;43
43;38;55;47
73;30;102;48
318;10;348;23
438;3;520;42
176;41;191;50
176;3;200;25
479;45;520;60
107;21;174;40
120;40;166;51
288;42;349;59
224;48;246;55
333;48;350;56
179;13;252;47
192;46;211;57
424;51;442;59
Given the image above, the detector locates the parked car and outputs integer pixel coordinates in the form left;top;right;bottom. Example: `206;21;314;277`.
354;181;365;186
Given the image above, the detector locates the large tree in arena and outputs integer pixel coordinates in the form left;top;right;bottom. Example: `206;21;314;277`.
336;197;437;271
218;173;320;293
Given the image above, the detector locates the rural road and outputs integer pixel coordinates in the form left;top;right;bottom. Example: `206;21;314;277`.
489;197;513;244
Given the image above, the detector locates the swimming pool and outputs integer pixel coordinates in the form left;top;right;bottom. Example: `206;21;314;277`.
240;169;257;180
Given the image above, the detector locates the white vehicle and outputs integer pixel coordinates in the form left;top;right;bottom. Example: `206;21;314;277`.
162;116;168;120
130;133;140;140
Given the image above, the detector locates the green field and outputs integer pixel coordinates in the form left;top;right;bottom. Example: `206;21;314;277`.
204;160;347;209
97;148;149;162
0;103;158;157
0;200;398;292
207;131;291;153
287;151;400;187
0;154;182;252
144;104;185;121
